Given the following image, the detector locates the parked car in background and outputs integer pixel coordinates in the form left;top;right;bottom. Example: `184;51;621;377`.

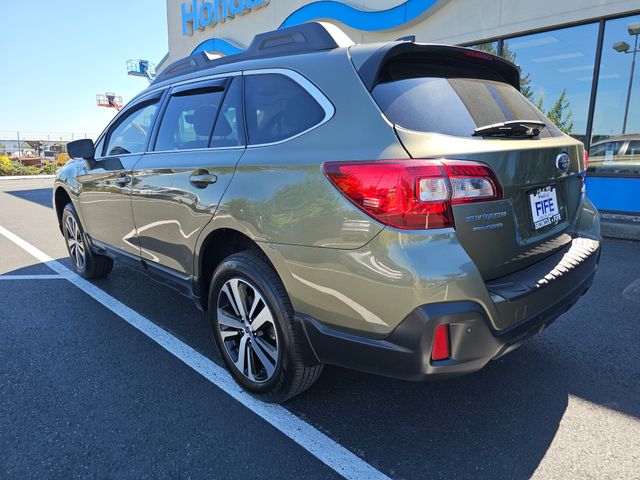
588;134;640;175
54;23;601;402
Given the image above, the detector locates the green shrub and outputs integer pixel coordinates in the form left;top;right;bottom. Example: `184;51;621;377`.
0;159;48;176
40;162;60;175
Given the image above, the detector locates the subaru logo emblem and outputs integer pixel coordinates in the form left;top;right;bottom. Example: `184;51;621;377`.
555;153;570;172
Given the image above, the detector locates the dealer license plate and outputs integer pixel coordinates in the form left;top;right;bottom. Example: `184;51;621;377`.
529;186;561;230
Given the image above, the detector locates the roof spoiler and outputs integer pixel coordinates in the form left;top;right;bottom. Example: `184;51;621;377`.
350;42;522;91
153;22;353;85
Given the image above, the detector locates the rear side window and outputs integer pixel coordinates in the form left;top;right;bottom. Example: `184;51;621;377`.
106;102;159;155
244;73;325;145
372;76;561;138
155;87;224;151
624;141;640;156
589;141;625;157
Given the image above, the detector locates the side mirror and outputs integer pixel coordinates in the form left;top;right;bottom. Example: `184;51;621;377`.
66;139;95;170
67;139;95;160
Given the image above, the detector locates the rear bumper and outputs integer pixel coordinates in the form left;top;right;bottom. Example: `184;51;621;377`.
298;239;599;381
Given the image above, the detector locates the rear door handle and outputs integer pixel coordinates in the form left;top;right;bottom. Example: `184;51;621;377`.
189;171;217;188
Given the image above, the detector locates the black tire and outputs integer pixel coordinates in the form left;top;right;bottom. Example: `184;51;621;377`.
209;251;323;402
61;203;113;279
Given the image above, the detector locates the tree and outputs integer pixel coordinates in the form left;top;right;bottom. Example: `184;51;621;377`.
544;89;574;134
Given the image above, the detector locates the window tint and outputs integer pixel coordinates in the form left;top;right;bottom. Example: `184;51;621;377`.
372;76;561;138
211;77;245;147
155;87;224;151
244;74;325;144
106;102;158;156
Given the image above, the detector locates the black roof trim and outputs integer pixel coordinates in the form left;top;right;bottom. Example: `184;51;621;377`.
351;42;522;91
153;22;344;85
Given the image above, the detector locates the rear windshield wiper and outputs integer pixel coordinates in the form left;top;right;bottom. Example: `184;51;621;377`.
473;120;546;138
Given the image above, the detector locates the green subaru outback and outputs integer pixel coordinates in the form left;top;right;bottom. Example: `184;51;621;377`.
55;22;600;402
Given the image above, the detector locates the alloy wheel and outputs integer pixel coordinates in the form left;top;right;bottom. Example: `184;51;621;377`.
216;278;280;383
65;214;86;271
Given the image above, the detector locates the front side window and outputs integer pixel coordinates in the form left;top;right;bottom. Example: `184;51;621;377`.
244;73;325;145
106;102;158;156
155;87;224;151
93;136;105;158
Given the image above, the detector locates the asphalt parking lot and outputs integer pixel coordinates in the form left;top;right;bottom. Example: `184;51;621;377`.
1;176;639;479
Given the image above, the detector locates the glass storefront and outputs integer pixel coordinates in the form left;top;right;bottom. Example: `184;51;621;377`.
589;14;640;177
470;12;640;214
502;24;599;144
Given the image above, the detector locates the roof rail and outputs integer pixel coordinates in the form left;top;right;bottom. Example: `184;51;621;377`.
153;22;354;85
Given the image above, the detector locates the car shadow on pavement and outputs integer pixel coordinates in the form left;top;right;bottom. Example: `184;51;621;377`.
286;350;570;479
5;189;53;209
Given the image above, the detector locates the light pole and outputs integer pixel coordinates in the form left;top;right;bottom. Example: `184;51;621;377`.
613;22;640;134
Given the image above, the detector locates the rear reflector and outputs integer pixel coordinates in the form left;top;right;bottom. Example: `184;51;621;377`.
323;159;501;230
431;324;450;361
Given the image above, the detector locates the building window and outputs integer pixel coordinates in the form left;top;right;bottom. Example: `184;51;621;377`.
502;23;599;144
468;42;499;55
589;14;640;176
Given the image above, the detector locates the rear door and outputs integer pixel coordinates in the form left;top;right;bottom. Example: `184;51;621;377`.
77;93;162;257
364;50;586;279
130;75;245;284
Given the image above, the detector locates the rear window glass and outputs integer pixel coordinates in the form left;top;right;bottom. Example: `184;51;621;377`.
372;77;561;138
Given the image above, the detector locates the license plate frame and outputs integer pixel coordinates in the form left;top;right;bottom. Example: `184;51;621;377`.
528;185;562;231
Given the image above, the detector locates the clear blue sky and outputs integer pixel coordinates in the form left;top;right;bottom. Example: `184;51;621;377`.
0;1;168;139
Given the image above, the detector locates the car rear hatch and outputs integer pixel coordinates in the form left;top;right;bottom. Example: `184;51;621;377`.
350;42;588;280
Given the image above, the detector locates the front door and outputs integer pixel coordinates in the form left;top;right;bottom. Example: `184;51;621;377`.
130;76;245;282
77;96;162;257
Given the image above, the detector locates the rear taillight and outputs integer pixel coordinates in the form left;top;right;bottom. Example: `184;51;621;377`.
584;150;589;171
323;159;501;230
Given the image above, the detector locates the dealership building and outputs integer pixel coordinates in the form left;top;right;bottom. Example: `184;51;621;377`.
161;0;640;217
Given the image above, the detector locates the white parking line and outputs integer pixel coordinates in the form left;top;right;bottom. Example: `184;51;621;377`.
0;274;63;280
0;224;390;480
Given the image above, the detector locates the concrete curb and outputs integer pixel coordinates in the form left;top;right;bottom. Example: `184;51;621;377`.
601;214;640;241
601;219;640;242
0;175;56;180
